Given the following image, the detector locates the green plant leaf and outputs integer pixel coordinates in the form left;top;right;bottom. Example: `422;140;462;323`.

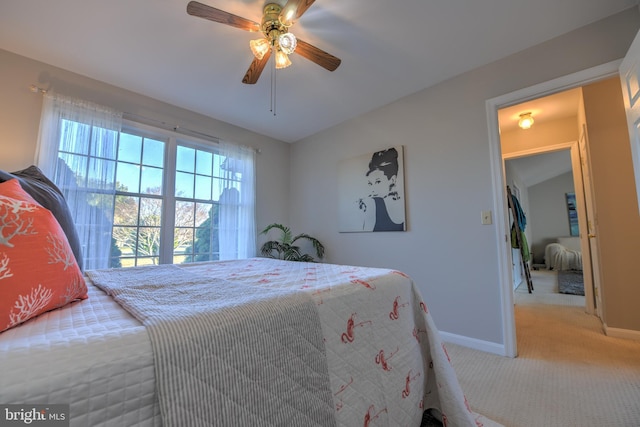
259;223;325;262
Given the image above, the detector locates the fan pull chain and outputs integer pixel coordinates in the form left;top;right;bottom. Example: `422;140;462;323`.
270;53;277;116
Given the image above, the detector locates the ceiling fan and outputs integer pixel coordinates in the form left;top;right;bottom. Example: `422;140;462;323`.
186;0;341;84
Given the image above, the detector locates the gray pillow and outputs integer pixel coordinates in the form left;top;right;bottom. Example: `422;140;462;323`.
0;166;84;271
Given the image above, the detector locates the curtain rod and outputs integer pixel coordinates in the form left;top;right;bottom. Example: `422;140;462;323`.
122;112;220;144
124;114;261;153
29;84;222;145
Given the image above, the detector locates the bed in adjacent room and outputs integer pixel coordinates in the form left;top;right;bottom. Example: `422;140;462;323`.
544;236;583;271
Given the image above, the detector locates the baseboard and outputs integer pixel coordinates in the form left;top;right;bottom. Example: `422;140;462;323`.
440;331;507;356
603;324;640;341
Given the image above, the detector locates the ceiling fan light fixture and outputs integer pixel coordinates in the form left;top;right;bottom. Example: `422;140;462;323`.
518;112;534;130
250;38;270;60
275;49;292;69
278;32;297;54
186;0;342;86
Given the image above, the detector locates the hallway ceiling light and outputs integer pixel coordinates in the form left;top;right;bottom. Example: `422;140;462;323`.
518;112;534;130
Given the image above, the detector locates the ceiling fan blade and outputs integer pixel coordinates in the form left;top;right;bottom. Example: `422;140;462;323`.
295;39;341;72
280;0;315;25
187;1;260;32
242;51;272;84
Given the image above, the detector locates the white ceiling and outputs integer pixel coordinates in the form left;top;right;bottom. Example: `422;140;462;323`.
500;88;581;187
498;89;583;133
0;0;637;143
506;150;573;188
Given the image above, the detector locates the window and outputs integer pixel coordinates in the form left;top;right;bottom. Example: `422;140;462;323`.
111;130;166;267
36;94;256;269
172;144;243;264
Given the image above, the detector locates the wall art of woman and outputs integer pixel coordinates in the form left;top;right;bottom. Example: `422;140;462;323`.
358;147;405;231
338;146;406;232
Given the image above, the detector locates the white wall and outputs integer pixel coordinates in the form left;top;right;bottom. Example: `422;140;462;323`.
0;48;292;237
528;172;576;264
289;8;640;348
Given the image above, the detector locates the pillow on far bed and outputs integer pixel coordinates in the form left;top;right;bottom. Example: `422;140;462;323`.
0;178;88;333
0;165;83;271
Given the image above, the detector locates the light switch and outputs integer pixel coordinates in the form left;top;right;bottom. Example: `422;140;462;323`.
481;210;492;225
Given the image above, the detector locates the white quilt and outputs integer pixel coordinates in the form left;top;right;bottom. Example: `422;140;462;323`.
86;264;336;427
545;243;582;271
181;259;489;426
1;258;498;427
0;277;161;426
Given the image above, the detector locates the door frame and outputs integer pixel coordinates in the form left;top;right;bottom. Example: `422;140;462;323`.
502;142;596;316
576;125;602;319
486;60;621;358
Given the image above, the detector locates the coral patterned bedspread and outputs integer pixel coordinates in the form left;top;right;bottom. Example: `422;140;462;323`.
180;258;485;427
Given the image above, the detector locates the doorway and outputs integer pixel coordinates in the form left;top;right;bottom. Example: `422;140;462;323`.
503;146;588;301
499;86;591;311
504;149;576;274
486;61;620;357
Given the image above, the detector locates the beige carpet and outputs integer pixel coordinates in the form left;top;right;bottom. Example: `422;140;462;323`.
446;269;640;427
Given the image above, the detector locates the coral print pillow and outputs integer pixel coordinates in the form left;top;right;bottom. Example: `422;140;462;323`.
0;179;87;333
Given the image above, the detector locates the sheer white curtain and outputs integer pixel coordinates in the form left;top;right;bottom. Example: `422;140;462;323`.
36;93;123;270
218;141;256;259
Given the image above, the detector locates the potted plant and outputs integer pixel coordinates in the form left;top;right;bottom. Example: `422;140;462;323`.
260;223;325;262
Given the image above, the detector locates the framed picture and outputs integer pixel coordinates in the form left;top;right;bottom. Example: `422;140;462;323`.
338;146;406;232
565;192;579;236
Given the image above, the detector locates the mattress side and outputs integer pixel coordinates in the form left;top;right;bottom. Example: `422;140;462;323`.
0;281;160;427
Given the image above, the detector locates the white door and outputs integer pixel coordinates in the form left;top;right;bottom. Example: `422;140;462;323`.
619;29;640;214
577;126;602;317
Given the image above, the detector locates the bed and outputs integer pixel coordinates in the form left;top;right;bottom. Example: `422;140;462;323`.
0;258;501;427
544;236;582;271
0;168;497;426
